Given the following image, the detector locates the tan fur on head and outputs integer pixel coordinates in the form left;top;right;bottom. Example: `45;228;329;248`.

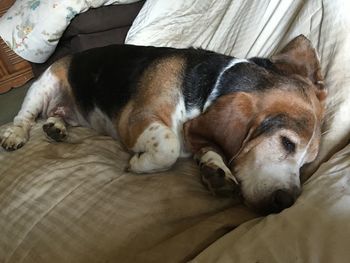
232;87;323;212
184;92;258;160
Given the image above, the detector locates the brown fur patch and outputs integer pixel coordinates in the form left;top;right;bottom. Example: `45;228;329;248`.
116;56;185;149
50;56;72;95
46;56;76;117
184;92;258;158
271;35;322;83
184;85;324;164
258;91;314;134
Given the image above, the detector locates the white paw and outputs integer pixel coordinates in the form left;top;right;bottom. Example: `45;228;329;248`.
0;125;29;151
42;117;67;142
126;152;172;174
126;153;146;174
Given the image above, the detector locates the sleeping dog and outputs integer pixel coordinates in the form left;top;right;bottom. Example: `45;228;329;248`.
0;35;326;214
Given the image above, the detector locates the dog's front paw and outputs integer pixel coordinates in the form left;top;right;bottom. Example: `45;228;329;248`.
0;125;29;151
127;152;160;174
199;161;239;197
43;118;67;142
127;151;174;174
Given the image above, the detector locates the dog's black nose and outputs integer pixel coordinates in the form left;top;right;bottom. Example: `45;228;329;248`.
271;189;295;213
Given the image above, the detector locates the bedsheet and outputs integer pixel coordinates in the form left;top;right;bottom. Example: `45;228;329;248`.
0;122;257;262
0;0;140;63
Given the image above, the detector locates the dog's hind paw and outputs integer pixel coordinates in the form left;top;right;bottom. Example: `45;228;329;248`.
43;117;67;142
0;125;29;151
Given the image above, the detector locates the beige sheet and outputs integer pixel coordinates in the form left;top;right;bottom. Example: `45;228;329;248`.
0;123;257;262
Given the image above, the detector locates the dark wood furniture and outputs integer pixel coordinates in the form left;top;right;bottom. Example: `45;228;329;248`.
0;0;33;94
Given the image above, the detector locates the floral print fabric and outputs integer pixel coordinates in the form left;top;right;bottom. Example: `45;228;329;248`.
0;0;140;63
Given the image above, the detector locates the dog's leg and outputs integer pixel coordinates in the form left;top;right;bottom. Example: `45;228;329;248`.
195;147;239;197
0;68;66;151
0;79;47;151
127;122;180;173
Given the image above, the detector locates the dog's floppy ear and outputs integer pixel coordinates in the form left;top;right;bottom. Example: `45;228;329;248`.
271;35;326;101
183;92;258;160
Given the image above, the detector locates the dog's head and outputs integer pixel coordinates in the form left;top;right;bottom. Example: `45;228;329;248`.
184;35;326;214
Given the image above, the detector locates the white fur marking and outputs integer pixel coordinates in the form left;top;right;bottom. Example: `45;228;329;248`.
46;117;66;130
298;99;318;167
171;95;201;157
204;58;249;110
129;123;180;173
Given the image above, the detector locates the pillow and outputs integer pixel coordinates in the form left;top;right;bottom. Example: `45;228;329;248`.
0;0;140;63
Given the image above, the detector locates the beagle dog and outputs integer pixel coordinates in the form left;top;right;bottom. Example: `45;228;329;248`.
0;35;326;214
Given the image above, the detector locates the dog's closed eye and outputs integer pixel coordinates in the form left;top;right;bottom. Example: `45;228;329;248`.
281;136;296;153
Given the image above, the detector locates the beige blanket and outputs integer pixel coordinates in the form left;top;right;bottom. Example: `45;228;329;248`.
193;143;350;263
0;123;257;262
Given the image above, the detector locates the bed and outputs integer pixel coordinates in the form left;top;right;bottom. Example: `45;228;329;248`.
1;0;350;262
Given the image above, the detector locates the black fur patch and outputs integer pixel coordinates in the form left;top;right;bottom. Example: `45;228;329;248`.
67;44;306;119
218;62;275;95
68;44;182;117
254;114;290;137
249;57;275;71
252;113;310;139
181;48;232;111
68;45;233;117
